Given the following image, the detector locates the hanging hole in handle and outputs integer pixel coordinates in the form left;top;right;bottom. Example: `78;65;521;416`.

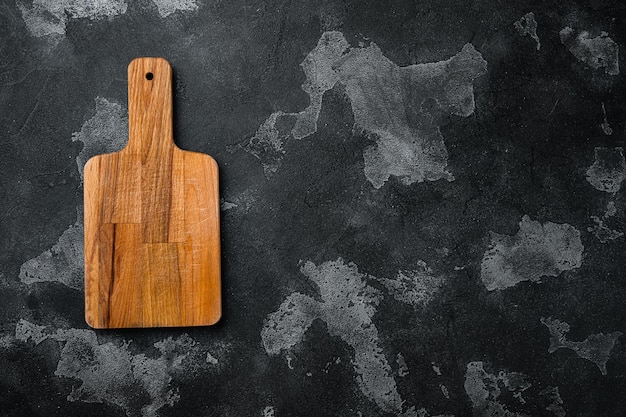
146;72;154;80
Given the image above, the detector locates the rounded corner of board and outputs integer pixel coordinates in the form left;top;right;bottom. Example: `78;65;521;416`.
204;154;219;170
181;150;219;170
83;155;100;171
205;312;222;326
84;315;102;330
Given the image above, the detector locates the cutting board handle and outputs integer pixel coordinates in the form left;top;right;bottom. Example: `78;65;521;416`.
125;57;174;154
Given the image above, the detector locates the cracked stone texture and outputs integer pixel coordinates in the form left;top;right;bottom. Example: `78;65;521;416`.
1;1;625;417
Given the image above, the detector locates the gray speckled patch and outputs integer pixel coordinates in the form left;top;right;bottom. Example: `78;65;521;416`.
15;320;49;344
600;103;613;135
206;352;218;364
241;112;289;177
244;31;487;188
605;201;617;217
539;387;566;417
440;384;449;400
480;215;583;291
221;188;257;214
18;0;127;39
340;41;487;188
261;259;407;415
220;200;238;211
261;292;318;355
464;361;530;417
0;333;14;349
15;319;204;417
396;353;409;377
19;207;84;289
588;207;623;243
238;32;349;177
560;27;619;75
466;365;567;416
151;0;198;18
541;317;622;375
591;220;621;241
287;30;350;140
514;12;540;50
464;362;565;417
586;147;626;193
72;97;127;181
375;261;444;306
432;363;442;376
18;0;199;42
292;32;350;140
344;41;487;188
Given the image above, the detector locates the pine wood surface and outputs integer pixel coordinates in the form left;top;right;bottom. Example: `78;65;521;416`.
84;58;221;328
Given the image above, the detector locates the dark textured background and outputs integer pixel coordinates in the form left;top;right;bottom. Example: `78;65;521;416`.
1;1;625;416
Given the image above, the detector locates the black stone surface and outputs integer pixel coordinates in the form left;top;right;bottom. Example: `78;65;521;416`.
1;1;625;416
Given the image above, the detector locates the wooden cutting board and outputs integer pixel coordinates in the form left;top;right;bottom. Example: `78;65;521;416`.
84;57;221;328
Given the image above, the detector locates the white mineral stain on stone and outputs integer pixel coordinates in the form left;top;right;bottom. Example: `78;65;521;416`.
588;209;623;243
15;319;202;417
0;328;15;348
15;319;50;344
396;353;409;377
375;261;444;306
465;364;566;416
560;27;619;75
586;147;626;193
432;363;442;376
151;0;198;18
19;207;84;289
220;188;257;214
464;362;531;417
244;31;487;188
72;97;128;180
291;32;350;140
261;292;319;355
411;407;428;417
541;317;622;375
480;215;583;291
220;200;238;211
206;352;218;364
263;405;275;417
514;12;540;50
19;1;198;46
600;102;613;135
338;40;487;188
18;0;127;39
539;386;566;417
261;259;408;415
239;32;349;176
242;112;288;177
606;201;617;216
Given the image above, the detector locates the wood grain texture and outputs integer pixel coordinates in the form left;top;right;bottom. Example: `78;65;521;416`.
84;57;221;328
